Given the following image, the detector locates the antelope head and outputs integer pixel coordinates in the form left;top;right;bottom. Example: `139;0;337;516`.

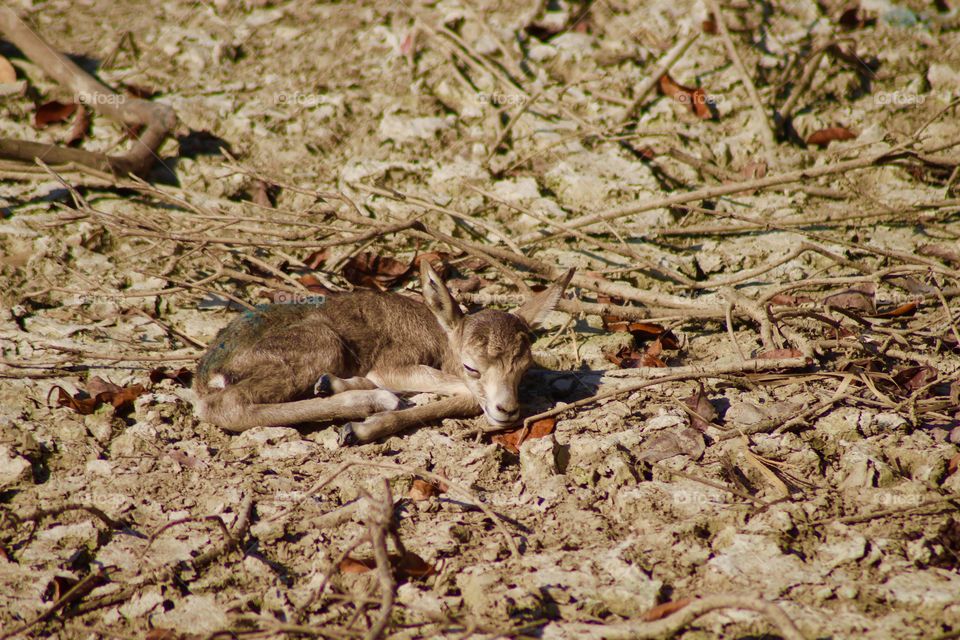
421;261;574;427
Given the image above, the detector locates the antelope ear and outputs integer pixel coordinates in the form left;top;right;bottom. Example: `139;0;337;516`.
420;259;463;332
514;268;575;329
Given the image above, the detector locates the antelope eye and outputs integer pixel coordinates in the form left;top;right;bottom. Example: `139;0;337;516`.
463;364;481;378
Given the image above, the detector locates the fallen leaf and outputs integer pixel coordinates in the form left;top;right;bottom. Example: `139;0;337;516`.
303;249;329;270
807;127;857;148
149;366;193;387
35;100;78;128
875;301;919;318
659;74;715;119
396;550;436;578
684;384;717;431
339;556;375;574
893;365;937;393
298;273;333;294
65;103;91;146
824;289;875;314
412;252;452;278
49;377;146;415
606;320;666;336
0;55;16;83
408;478;443;501
638;428;705;462
641;339;667;367
948;453;960;477
644;598;692;621
339;551;437;579
342;252;411;290
87;376;123;397
606;345;645;369
492;417;556;453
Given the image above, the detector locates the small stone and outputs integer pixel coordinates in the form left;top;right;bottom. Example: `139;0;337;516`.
0;445;31;488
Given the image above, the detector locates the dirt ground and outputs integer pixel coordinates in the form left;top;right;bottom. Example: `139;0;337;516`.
2;0;960;638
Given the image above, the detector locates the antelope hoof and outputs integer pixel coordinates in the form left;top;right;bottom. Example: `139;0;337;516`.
337;423;358;447
314;374;334;397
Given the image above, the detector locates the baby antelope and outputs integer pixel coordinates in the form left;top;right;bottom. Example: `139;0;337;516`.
192;261;573;442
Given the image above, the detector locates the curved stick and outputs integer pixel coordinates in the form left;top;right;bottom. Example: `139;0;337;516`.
0;7;176;177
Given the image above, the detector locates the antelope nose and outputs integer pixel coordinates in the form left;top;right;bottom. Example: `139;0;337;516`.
496;404;519;417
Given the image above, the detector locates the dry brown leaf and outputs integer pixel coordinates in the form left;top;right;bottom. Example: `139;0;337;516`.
49;377;146;415
638;428;705;462
0;55;16;84
658;74;714;119
339;556;375;574
807;127;857;147
684;383;717;431
875;301;919;318
35;100;78;128
948;453;960;477
606;345;645;369
641;339;667;368
893;366;937;393
342;252;412;290
408;478;442;501
338;551;436;579
87;376;123;396
303;249;329;270
65;103;91;146
491;417;556;453
644;598;692;621
824;289;875;314
149;366;193;387
298;273;333;294
396;550;436;578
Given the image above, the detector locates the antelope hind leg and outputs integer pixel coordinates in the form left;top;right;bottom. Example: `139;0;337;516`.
200;388;401;432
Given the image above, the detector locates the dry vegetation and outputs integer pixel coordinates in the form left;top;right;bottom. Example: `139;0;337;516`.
1;0;960;638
